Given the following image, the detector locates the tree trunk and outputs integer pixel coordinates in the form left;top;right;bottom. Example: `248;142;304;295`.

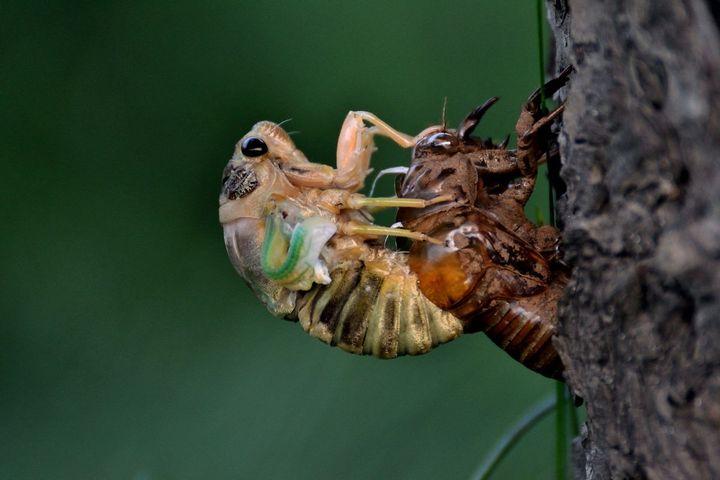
545;1;720;478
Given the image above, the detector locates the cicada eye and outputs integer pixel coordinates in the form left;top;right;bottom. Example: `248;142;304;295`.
241;137;268;157
416;131;459;152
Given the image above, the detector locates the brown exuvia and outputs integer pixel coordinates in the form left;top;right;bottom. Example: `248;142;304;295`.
219;68;571;380
398;67;572;379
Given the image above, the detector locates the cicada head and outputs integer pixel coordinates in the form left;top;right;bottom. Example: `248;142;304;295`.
411;96;503;160
219;121;308;316
396;125;480;229
397;98;510;229
218;121;303;224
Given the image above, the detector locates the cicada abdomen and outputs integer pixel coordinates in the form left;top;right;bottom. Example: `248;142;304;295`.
294;253;465;357
224;219;464;357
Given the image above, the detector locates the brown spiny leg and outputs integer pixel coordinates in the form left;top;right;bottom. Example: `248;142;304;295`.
458;96;500;142
457;97;522;177
455;97;546;208
510;66;572;206
534;224;564;266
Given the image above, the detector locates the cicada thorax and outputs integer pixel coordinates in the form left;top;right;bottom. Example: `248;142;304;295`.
397;150;567;379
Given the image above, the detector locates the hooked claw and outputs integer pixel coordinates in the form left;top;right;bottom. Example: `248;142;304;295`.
499;133;511;150
520;104;565;142
458;96;500;140
525;65;573;112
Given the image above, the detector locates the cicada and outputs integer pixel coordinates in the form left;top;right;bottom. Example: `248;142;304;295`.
219;69;571;379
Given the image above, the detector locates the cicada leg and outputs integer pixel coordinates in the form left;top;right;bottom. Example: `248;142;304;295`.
334;111;420;191
346;193;453;211
341;221;443;245
511;66;572;206
279;112;419;192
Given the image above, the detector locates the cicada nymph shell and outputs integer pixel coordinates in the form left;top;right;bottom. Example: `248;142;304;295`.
396;68;572;379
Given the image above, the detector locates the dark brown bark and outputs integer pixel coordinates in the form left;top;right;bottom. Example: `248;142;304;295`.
546;1;720;478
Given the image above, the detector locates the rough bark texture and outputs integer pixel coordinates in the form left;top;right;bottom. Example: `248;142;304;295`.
546;1;720;479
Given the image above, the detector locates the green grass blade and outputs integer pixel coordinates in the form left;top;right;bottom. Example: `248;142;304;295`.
470;395;556;480
569;400;580;437
536;0;547;108
555;382;568;479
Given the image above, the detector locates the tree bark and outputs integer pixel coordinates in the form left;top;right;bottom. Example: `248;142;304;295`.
546;1;720;478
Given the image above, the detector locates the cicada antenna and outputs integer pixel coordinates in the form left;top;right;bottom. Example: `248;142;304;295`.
441;96;448;130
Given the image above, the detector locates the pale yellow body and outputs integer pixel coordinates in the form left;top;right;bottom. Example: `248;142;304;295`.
219;116;463;357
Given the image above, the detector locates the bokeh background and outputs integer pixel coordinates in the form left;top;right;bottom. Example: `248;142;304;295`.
2;1;561;479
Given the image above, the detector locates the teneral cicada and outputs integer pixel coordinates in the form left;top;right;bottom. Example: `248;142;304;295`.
219;68;571;379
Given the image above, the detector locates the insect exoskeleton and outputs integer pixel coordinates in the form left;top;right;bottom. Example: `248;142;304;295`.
402;208;568;379
219;117;466;358
396;68;573;379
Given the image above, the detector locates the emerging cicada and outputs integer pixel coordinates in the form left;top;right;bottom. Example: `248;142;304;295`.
219;69;570;379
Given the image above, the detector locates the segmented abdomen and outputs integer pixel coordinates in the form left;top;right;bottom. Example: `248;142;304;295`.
476;274;567;379
294;254;464;358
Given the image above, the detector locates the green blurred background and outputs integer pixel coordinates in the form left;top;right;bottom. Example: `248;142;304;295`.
1;1;559;479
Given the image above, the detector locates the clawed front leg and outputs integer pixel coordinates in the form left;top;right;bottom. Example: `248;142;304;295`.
511;66;572;206
455;96;553;206
533;224;568;269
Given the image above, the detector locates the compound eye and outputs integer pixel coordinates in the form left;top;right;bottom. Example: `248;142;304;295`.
428;132;459;149
416;131;459;153
241;137;268;157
